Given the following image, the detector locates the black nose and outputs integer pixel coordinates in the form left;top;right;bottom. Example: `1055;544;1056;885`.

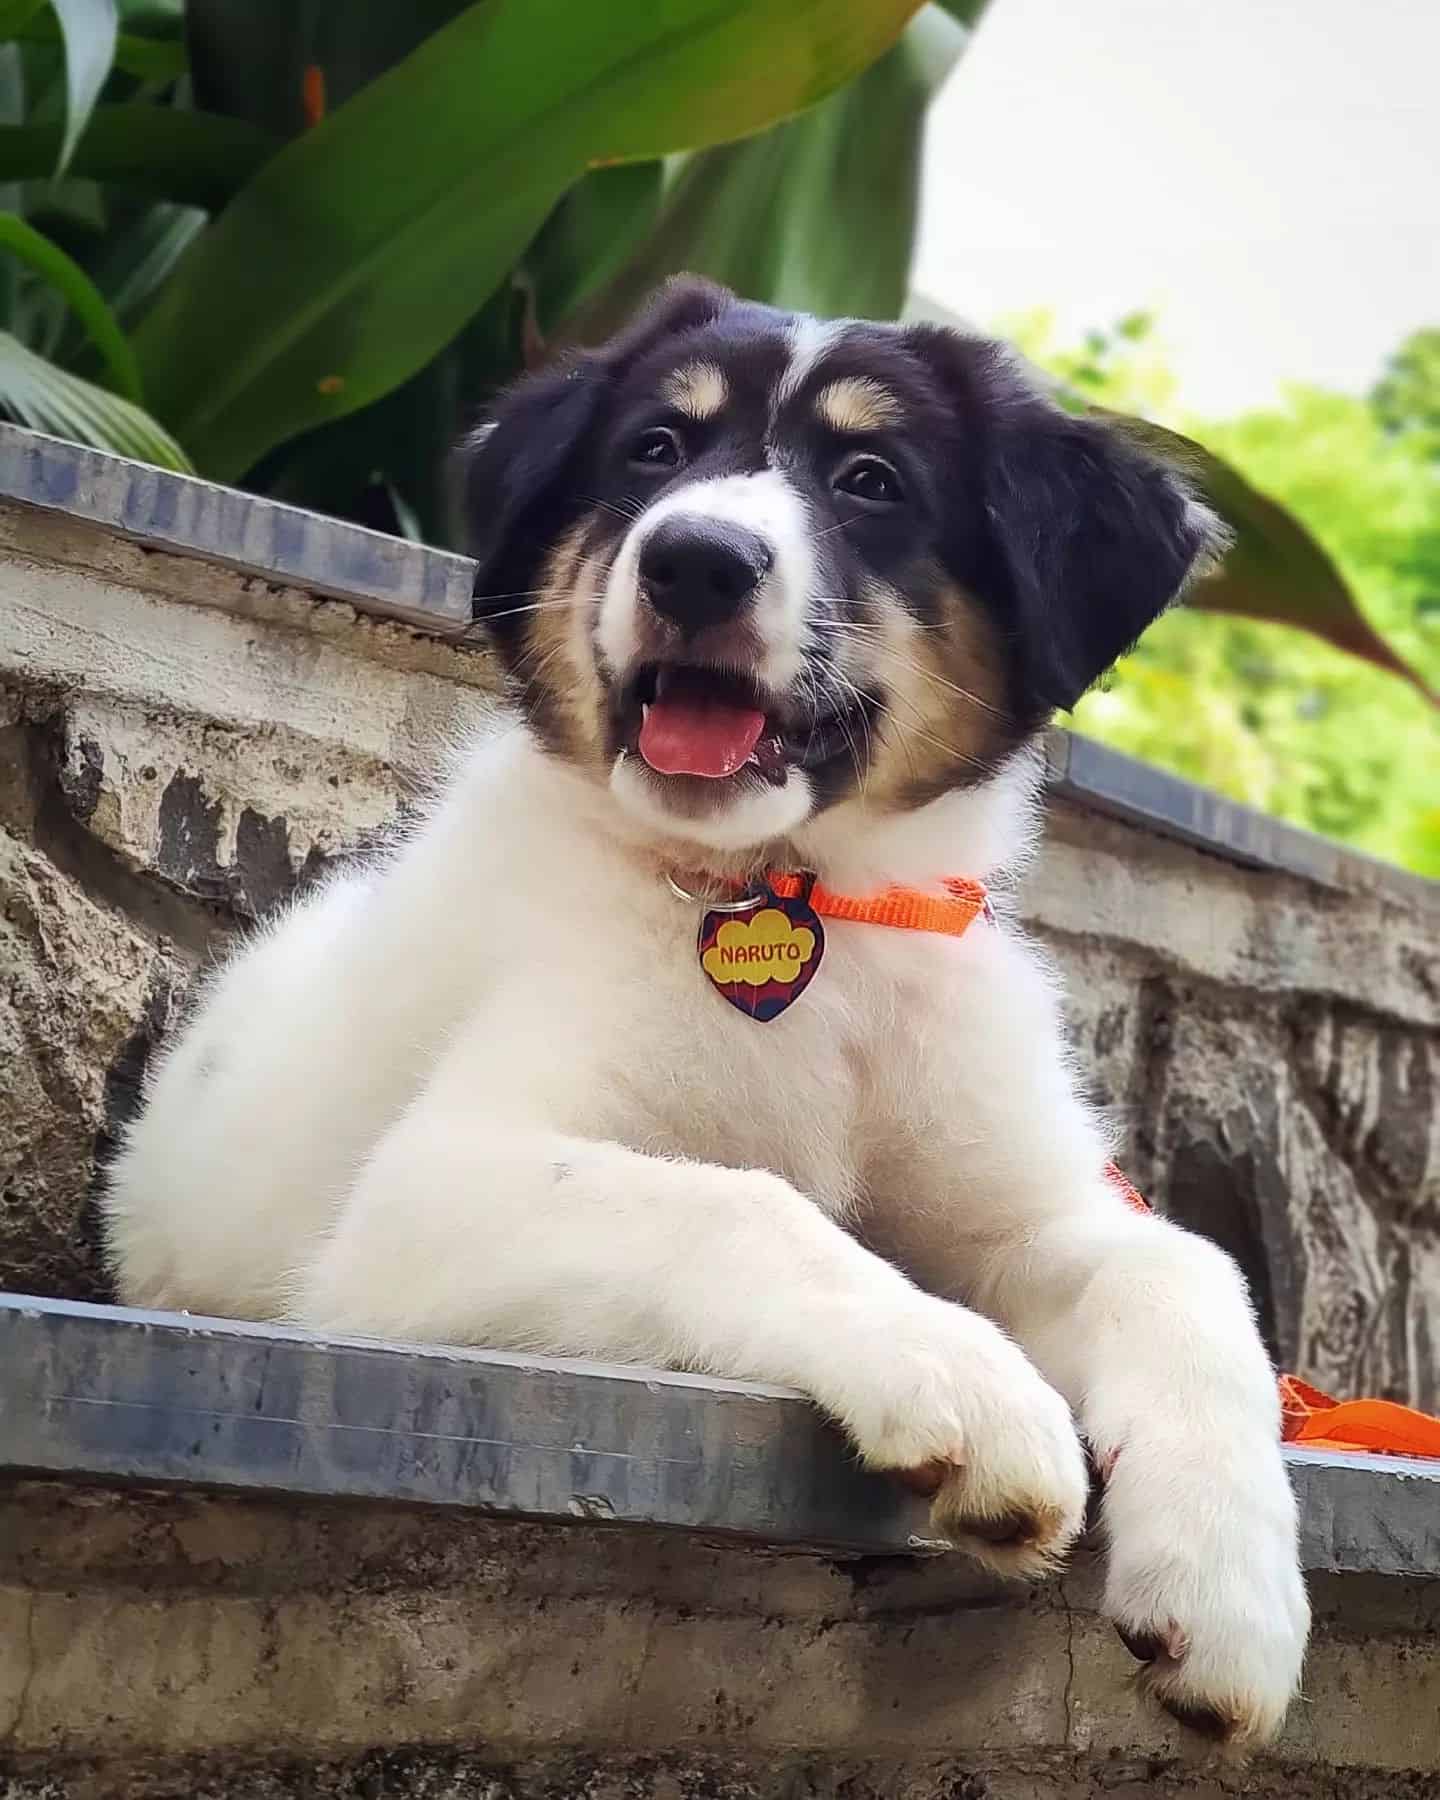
638;516;773;635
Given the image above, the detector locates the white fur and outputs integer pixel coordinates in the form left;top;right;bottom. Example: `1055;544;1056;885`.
775;316;846;410
106;716;1308;1742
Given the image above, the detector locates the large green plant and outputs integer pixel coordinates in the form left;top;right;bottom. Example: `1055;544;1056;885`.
0;0;1429;697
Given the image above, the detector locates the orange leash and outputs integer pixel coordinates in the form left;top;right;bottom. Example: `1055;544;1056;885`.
1106;1166;1440;1460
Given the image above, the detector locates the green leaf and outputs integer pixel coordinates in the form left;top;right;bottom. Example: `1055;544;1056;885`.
0;104;275;208
86;196;201;323
111;27;185;83
522;161;664;345
0;325;188;464
0;0;46;41
12;5;185;82
0;209;139;395
131;0;927;481
51;0;118;174
254;278;528;546
0;44;23;305
186;0;476;140
1108;412;1439;706
571;4;974;337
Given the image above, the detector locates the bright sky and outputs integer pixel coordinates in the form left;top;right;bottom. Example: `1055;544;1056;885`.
915;0;1440;417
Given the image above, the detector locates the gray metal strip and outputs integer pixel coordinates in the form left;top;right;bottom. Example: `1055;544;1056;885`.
2;1295;1437;1574
1045;731;1437;905
1287;1444;1440;1577
0;1293;935;1555
0;423;474;630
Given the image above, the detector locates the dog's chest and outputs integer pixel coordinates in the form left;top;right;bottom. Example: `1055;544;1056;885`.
484;880;916;1213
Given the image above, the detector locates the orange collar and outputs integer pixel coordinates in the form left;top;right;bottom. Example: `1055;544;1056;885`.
675;869;992;939
771;872;990;938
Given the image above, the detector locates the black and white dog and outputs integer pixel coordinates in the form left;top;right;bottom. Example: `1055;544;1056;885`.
106;280;1308;1742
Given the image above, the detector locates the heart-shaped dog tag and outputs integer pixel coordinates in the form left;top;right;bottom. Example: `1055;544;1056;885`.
698;886;825;1022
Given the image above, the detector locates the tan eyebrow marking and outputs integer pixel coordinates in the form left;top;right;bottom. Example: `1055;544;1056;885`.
815;376;903;433
663;360;728;420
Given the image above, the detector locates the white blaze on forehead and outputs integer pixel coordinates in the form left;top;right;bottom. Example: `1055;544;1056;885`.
815;376;902;434
773;315;846;411
662;360;728;421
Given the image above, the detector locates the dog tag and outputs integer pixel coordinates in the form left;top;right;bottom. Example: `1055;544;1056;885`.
698;885;825;1022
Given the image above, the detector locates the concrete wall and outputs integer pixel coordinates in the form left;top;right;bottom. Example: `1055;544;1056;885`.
2;1476;1437;1800
2;427;1436;1406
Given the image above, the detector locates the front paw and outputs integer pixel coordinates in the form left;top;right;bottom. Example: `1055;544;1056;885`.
842;1295;1089;1579
1102;1432;1310;1744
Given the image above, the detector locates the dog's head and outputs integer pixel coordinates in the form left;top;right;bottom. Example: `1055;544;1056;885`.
465;278;1223;854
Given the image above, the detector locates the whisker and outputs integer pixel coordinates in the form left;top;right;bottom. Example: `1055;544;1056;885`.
466;584;552;603
871;693;990;776
826;624;1008;720
810;661;871;794
582;493;645;524
473;597;577;626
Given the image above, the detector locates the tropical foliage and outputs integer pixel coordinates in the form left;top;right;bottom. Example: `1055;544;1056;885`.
0;0;970;522
1;0;1434;849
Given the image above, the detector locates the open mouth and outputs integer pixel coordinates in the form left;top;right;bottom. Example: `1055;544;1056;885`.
619;663;876;787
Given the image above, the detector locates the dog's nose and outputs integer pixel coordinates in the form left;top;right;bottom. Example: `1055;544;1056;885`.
638;516;773;635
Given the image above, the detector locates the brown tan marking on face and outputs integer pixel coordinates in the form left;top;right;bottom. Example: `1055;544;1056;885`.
515;521;609;770
815;376;903;434
855;576;1016;808
662;360;728;421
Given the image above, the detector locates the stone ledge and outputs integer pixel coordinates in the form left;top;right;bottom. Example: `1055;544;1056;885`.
3;420;1434;908
0;1293;933;1556
3;1293;1437;1577
1043;731;1438;904
0;424;473;632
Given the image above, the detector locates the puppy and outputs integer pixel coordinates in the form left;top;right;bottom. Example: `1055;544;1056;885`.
105;278;1308;1743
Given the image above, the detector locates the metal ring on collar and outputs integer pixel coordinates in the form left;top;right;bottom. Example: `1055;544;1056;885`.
664;873;766;912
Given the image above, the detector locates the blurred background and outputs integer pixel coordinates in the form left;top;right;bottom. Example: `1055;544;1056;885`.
2;0;1436;870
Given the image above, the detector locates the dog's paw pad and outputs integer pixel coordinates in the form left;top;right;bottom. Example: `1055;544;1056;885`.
1117;1620;1189;1666
959;1506;1045;1547
1157;1693;1237;1743
894;1457;956;1499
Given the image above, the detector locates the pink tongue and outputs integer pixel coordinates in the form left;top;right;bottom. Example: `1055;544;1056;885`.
638;697;767;778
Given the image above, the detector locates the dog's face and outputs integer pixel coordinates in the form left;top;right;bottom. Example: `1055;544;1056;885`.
466;279;1222;854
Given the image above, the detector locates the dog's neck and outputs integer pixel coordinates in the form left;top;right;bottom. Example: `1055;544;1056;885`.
479;723;1044;898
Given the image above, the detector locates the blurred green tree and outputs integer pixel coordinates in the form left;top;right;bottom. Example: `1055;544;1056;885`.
1009;313;1440;875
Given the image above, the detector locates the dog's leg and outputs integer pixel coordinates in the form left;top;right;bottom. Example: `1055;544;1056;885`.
974;1194;1309;1743
294;1111;1087;1574
866;925;1309;1743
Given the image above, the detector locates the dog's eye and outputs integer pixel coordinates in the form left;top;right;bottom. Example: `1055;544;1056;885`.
834;455;903;506
628;426;683;471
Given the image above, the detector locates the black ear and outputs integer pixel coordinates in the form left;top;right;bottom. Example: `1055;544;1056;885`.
463;358;605;612
911;330;1228;715
464;276;735;617
983;392;1226;712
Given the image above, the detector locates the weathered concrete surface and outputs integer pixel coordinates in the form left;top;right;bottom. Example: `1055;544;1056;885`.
0;497;498;1301
1;481;1438;1414
1;1481;1437;1797
1035;806;1440;1406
